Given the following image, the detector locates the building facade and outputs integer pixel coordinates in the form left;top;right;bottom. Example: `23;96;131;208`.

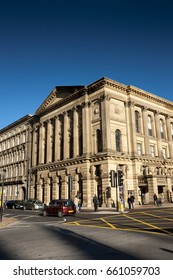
28;77;173;207
0;115;33;203
1;77;173;207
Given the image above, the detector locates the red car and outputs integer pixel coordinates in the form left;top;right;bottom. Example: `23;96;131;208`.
42;199;76;217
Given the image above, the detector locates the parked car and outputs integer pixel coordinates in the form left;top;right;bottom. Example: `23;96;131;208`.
6;200;24;209
23;198;44;210
42;199;76;217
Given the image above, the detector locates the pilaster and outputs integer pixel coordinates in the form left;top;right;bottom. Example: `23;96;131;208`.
73;107;79;157
142;107;149;156
101;93;111;152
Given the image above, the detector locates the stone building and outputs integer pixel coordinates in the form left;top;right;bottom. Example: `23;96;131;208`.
28;77;173;207
1;77;173;207
0;115;33;203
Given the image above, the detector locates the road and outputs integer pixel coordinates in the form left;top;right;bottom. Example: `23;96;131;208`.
0;207;173;260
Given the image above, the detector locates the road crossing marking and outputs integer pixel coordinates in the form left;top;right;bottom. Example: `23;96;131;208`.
140;211;173;222
122;213;173;236
100;218;117;229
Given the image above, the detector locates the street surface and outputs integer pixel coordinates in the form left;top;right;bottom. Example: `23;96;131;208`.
0;207;173;260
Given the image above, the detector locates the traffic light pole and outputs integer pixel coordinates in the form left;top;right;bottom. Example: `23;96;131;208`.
115;172;119;212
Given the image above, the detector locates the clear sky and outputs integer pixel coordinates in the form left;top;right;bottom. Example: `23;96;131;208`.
0;0;172;129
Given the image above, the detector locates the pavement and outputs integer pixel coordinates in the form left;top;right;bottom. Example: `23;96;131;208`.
0;216;18;229
0;202;173;229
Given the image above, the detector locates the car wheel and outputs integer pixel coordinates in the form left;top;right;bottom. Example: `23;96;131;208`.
42;210;47;217
58;211;63;218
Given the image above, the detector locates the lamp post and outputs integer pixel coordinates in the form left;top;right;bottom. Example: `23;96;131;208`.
0;169;6;222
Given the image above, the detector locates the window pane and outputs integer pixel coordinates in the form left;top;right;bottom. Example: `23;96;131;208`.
115;130;121;152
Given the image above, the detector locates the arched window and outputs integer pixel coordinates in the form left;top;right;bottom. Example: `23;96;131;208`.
115;129;121;152
147;115;153;136
135;111;140;133
160;119;164;139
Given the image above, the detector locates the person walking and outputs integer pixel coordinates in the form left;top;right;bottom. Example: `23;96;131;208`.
127;196;132;209
130;195;135;208
153;193;158;205
74;196;79;212
93;194;99;212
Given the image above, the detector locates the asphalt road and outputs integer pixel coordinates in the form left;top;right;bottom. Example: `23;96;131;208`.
0;207;173;260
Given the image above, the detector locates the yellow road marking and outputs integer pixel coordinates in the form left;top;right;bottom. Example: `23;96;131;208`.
140;211;173;222
100;218;117;229
122;213;173;236
64;222;169;236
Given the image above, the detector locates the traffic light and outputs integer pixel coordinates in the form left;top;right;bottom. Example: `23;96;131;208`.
117;169;124;186
109;170;115;187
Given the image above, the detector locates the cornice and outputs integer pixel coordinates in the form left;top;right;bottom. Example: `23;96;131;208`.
87;77;127;95
127;85;173;110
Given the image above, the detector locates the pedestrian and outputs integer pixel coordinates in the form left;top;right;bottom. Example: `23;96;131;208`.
74;196;79;212
130;195;135;208
127;196;131;209
93;194;99;212
78;197;82;212
153;193;158;205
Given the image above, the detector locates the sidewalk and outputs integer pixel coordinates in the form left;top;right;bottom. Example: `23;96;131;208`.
81;202;173;214
0;217;18;229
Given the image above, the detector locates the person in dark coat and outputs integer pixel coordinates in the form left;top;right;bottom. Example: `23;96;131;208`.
127;197;132;209
130;195;135;208
153;193;158;205
93;194;99;212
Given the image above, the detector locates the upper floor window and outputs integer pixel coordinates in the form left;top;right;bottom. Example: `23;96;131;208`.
150;145;155;157
96;129;102;152
147;115;153;136
137;142;142;155
171;122;173;141
160;119;164;139
135;111;140;133
115;129;121;152
162;147;167;159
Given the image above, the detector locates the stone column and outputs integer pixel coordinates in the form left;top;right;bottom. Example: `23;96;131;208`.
154;111;162;157
81;162;92;207
61;174;68;199
127;101;137;155
63;112;69;159
166;115;173;158
142;107;149;156
82;97;91;156
73;107;79;157
54;116;60;161
52;175;59;199
36;178;42;202
44;177;50;205
46;120;52;163
73;173;79;198
39;123;44;164
101;93;111;152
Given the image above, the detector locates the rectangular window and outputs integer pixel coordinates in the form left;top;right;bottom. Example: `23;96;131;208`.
162;147;167;159
137;143;142;155
150;145;155;157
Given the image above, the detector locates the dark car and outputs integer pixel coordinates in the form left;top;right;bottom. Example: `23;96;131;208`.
42;199;76;217
6;200;24;209
23;198;44;210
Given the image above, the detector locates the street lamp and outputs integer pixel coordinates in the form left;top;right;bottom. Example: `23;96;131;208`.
0;169;6;222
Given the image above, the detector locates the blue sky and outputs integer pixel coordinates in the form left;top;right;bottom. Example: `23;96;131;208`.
0;0;172;129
